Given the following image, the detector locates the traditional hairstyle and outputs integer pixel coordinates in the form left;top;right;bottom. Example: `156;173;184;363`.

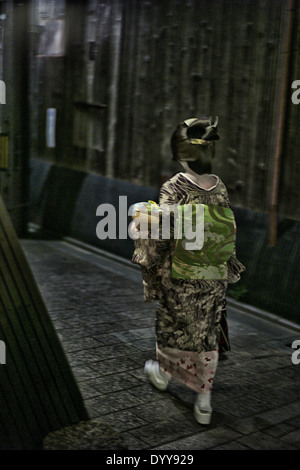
171;116;220;162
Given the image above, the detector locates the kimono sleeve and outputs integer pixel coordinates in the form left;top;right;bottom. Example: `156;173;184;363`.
131;181;178;302
222;184;246;284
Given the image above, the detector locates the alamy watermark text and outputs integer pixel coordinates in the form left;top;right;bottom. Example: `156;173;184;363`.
291;340;300;365
96;197;206;250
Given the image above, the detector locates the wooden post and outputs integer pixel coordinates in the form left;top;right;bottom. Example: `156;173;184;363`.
269;0;296;246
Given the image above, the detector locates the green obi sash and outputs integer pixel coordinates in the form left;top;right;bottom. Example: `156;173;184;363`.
171;204;236;280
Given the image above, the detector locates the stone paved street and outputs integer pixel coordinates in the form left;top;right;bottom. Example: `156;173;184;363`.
21;236;300;450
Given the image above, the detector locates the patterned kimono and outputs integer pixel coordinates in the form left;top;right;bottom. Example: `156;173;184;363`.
132;172;245;393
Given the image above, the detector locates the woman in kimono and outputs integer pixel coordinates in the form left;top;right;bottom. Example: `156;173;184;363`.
132;117;245;425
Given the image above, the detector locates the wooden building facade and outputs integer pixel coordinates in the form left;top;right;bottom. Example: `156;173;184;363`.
28;0;300;221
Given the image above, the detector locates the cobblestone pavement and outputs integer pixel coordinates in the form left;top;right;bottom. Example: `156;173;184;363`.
21;236;300;450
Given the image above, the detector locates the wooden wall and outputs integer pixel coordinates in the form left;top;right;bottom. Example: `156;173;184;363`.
28;0;300;220
0;194;88;449
281;1;300;220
